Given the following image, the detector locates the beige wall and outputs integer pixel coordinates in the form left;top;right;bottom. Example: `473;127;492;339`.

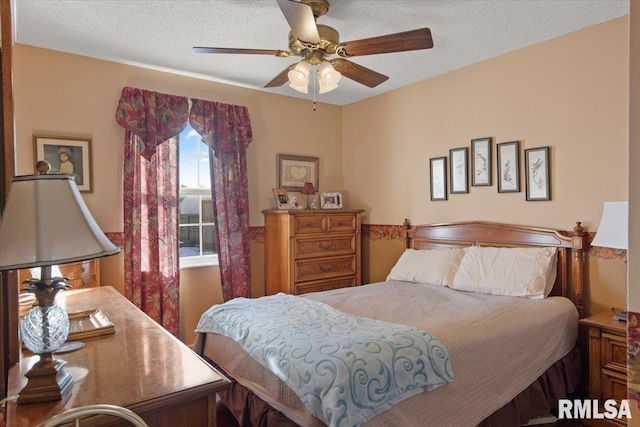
344;17;629;316
11;16;630;342
12;45;342;342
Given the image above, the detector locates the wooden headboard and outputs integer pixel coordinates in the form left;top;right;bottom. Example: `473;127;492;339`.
402;220;587;317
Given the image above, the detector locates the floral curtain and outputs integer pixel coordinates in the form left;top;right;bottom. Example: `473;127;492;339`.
115;87;188;335
189;99;253;301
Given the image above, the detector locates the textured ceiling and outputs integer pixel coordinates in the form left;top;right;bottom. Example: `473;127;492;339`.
14;0;629;106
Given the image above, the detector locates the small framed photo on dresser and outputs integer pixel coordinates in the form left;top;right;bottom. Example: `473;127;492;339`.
320;192;343;209
272;188;290;209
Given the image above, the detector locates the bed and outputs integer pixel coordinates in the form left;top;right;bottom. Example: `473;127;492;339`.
194;220;587;427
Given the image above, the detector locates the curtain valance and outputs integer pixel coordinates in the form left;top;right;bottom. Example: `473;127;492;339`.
115;87;189;160
115;87;253;162
189;98;253;159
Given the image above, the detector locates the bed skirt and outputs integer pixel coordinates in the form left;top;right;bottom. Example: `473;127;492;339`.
208;346;580;427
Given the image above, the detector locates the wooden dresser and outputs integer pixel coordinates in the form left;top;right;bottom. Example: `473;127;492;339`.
6;286;230;426
580;311;628;427
263;209;364;295
18;258;100;289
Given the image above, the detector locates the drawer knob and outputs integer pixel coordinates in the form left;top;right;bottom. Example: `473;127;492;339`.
319;242;334;250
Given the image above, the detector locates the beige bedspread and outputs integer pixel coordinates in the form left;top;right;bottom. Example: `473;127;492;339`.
198;281;578;427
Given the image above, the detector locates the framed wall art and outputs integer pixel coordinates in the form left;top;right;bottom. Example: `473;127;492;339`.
429;156;447;201
449;147;468;194
471;137;492;186
319;192;342;209
496;141;520;193
34;135;93;192
277;154;319;192
525;146;551;201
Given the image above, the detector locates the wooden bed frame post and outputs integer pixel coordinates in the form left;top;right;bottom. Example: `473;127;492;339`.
402;218;413;249
571;221;587;318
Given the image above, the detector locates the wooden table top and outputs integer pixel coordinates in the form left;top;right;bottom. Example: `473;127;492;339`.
6;286;230;426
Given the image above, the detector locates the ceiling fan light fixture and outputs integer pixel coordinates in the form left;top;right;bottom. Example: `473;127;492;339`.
318;83;338;93
318;60;341;87
287;61;310;84
289;81;309;94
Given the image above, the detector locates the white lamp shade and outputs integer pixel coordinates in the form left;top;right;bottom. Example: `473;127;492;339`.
318;60;341;87
318;81;339;94
288;81;309;94
287;61;311;93
0;174;120;271
591;201;628;250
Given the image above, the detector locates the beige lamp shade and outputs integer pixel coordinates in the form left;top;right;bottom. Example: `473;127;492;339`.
0;174;120;271
591;201;628;250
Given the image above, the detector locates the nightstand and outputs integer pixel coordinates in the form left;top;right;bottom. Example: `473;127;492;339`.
579;311;628;427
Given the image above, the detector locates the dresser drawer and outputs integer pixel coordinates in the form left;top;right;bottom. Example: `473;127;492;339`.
293;213;358;235
294;255;356;283
18;259;100;289
294;235;356;259
296;276;356;295
65;274;99;289
602;332;627;374
602;368;628;404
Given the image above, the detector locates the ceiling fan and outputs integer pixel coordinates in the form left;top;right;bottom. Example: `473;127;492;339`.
193;0;433;94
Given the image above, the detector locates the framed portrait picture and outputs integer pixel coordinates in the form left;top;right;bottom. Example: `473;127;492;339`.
34;135;93;192
277;154;319;192
471;137;492;186
449;147;468;194
429;156;447;201
319;192;343;209
272;188;290;209
496;141;520;193
525;146;551;201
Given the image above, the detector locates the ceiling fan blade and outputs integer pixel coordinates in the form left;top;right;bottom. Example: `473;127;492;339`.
276;0;320;44
331;58;389;88
337;28;433;57
264;64;297;88
193;47;287;56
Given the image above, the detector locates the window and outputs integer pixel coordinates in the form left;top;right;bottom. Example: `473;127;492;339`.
178;124;217;268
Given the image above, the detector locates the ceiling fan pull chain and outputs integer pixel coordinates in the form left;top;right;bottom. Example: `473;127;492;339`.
313;65;317;111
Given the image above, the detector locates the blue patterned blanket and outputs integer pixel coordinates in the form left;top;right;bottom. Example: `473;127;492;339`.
196;293;453;427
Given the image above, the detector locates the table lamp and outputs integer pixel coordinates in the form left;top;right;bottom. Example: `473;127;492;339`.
0;169;120;404
591;201;628;321
301;182;315;210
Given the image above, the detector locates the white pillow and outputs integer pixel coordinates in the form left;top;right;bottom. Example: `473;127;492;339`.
386;248;465;286
451;246;558;298
544;252;559;297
